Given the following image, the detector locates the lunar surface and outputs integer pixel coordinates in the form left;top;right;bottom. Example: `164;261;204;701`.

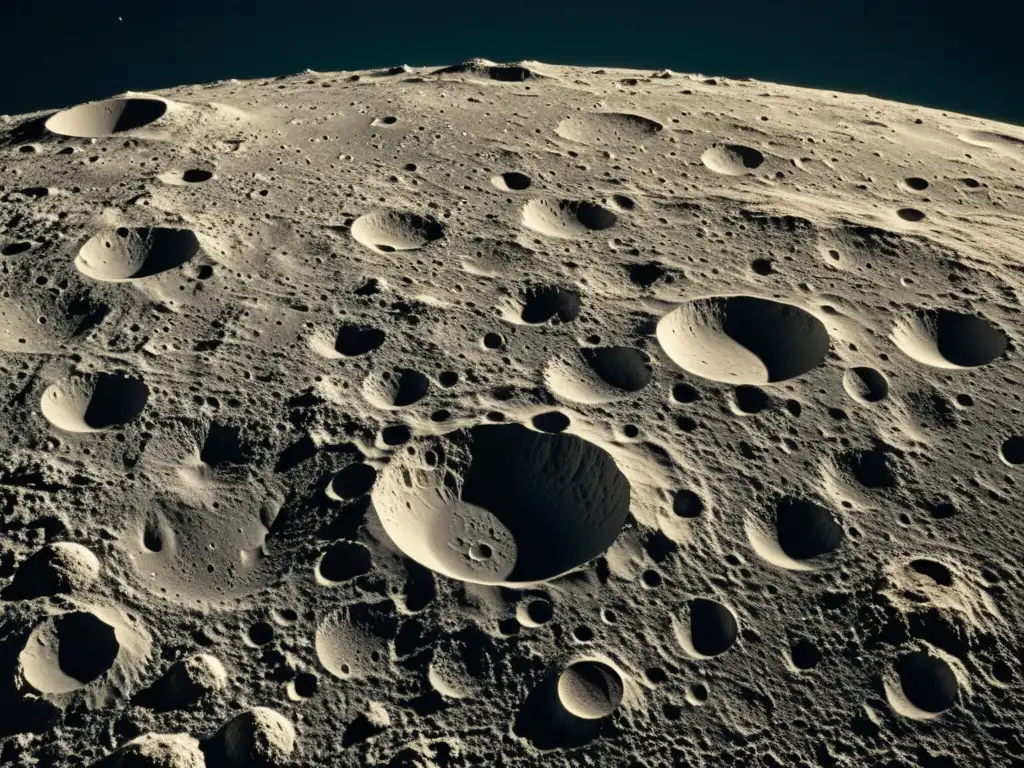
0;59;1021;765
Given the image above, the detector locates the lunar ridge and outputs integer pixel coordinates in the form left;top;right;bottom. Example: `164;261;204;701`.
0;60;1020;766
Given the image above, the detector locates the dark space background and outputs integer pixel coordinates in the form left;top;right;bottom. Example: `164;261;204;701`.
1;0;1021;125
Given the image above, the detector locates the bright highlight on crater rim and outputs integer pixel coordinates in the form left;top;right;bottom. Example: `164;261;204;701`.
0;59;1020;766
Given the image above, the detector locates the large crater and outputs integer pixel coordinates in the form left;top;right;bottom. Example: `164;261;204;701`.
45;97;168;138
656;296;830;384
372;423;631;585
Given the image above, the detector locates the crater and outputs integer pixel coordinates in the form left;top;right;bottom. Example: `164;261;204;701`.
1000;436;1024;465
317;541;372;584
19;611;120;693
701;144;764;175
328;462;377;500
531;411;571;434
909;558;953;586
843;366;889;403
362;368;430;409
887;651;959;718
45;97;167;137
333;323;386;356
555;112;664;144
76;227;200;281
41;372;149;433
522;199;618;239
315;602;395;680
891;308;1007;369
371;423;631;584
491;172;532;191
897;208;926;222
657;296;830;384
545;346;652;404
674;598;738;658
520;285;581;324
748;498;844;570
351;210;443;253
159;168;214;185
557;659;624;719
672;489;704;518
732;385;770;414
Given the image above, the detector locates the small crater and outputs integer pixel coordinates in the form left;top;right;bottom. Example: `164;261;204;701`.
334;324;386;356
679;598;738;657
351;210;443;253
774;498;844;561
182;169;213;183
897;208;926;222
671;382;700;403
329;463;377;499
318;541;373;584
20;611;120;693
892;651;959;715
373;424;631;584
672;489;704;518
532;411;570;433
521;285;581;324
732;385;770;414
522;199;617;239
546;346;652;404
555;112;663;144
627;262;666;288
904;177;929;191
1;241;32;256
909;559;953;586
701;144;764;175
790;639;821;670
843;367;889;403
492;172;532;191
41;372;149;433
517;598;554;627
363;368;430;409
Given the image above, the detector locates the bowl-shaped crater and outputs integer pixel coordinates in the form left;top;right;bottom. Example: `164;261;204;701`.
656;296;830;384
45;97;168;138
372;424;631;584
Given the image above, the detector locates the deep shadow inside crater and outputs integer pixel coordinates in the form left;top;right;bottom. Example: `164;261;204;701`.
581;347;651;392
895;651;958;713
513;672;604;750
83;374;149;430
334;324;386;356
521;286;581;324
55;612;119;686
718;297;829;382
460;424;630;583
774;497;844;560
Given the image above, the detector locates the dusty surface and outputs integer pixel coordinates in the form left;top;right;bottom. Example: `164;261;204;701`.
0;59;1022;766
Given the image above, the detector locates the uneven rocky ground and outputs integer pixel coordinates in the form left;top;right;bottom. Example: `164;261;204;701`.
0;59;1023;766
